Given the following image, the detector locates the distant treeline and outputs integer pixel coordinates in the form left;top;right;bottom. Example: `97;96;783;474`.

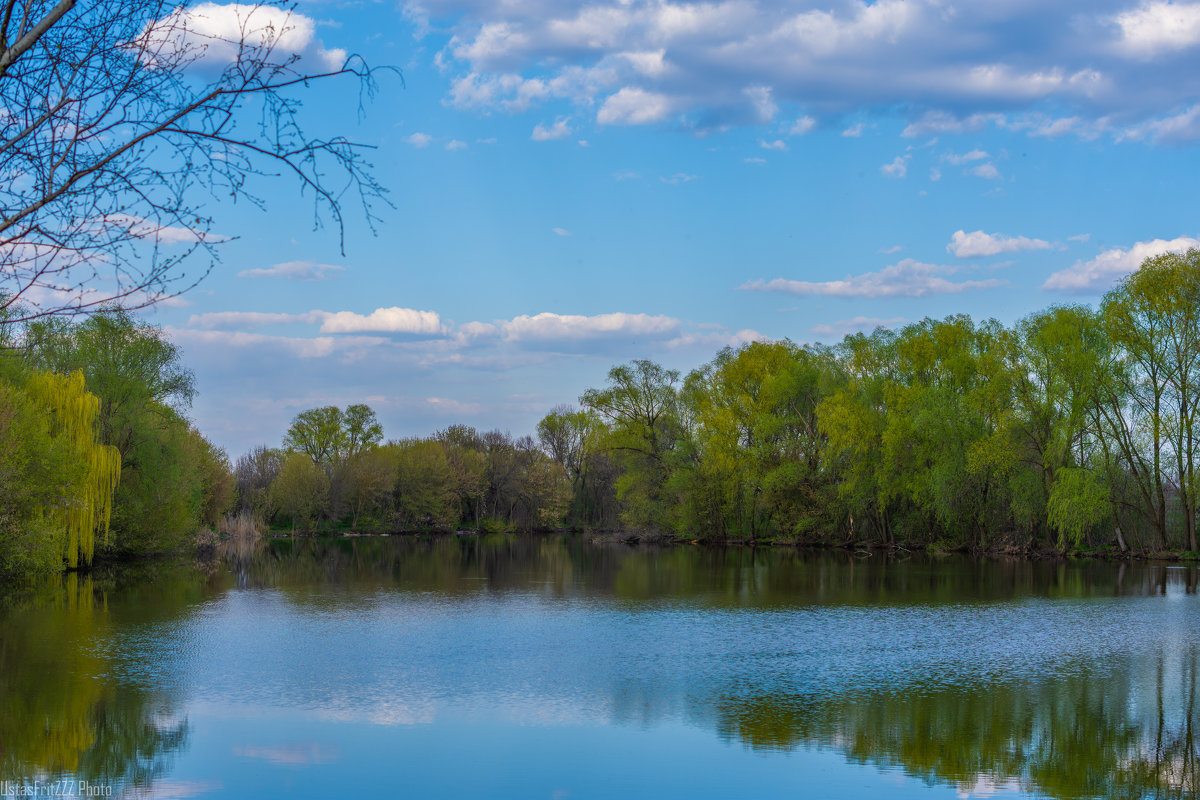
4;249;1200;577
238;250;1200;555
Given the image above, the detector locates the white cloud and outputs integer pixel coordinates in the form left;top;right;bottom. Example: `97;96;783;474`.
947;230;1051;258
880;154;909;178
167;327;384;359
552;227;571;236
318;307;448;335
967;162;1001;179
1122;105;1200;143
419;0;1200;139
445;139;468;150
93;213;225;245
1043;236;1200;292
141;3;344;71
1112;2;1200;59
404;132;433;148
499;311;678;342
879;245;902;254
811;316;907;337
942;149;989;165
929;167;942;181
597;87;673;125
187;310;324;328
789;115;817;135
760;139;788;151
238;261;344;280
740;259;1005;298
531;117;572;140
841;122;865;138
186;306;448;336
661;172;699;184
744;156;767;165
666;328;766;350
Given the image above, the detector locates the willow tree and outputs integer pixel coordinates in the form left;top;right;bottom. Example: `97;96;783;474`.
23;370;120;567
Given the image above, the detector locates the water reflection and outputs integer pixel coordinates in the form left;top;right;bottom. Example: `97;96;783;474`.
0;571;194;794
1;536;1199;799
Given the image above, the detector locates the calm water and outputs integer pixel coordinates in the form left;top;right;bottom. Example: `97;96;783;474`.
2;536;1200;799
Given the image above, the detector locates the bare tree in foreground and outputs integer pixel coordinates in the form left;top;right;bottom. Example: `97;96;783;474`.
0;0;388;322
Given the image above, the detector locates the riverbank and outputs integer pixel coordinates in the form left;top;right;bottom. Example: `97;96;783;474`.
207;526;1200;565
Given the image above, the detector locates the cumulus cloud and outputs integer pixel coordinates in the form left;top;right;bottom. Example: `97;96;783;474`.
1043;235;1200;292
186;306;448;335
404;132;433;148
414;0;1200;137
947;230;1052;258
552;227;571;236
238;261;344;280
142;3;345;71
498;312;678;342
789;115;817;135
318;307;448;335
445;139;468;150
739;259;1005;298
410;0;1200;140
1111;2;1200;59
968;162;1001;179
880;154;909;178
760;139;788;151
597;87;673;125
942;149;989;165
531;117;572;140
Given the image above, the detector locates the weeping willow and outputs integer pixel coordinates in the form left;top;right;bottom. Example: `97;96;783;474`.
24;370;121;568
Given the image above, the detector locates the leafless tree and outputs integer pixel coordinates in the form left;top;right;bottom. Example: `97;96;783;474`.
0;0;389;322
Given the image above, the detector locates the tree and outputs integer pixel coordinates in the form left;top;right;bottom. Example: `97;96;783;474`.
283;403;382;468
581;360;682;529
0;0;388;321
234;445;282;516
269;452;328;533
21;310;225;554
283;406;344;466
0;365;115;572
342;403;383;461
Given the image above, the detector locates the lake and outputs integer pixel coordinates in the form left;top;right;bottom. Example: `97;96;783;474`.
2;535;1198;799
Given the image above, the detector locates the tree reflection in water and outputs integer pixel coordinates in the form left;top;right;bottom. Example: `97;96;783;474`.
0;570;193;793
1;537;1199;799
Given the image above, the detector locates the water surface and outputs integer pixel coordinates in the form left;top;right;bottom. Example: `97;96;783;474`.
2;536;1198;799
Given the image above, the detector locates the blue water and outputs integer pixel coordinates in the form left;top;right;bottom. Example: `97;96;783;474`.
2;537;1197;799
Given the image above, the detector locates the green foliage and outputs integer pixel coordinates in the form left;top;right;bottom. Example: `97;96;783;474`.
269;453;330;533
283;404;384;468
1047;468;1109;548
0;311;232;569
581;359;683;530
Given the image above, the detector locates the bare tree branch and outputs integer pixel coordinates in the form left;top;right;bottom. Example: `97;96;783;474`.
0;0;392;323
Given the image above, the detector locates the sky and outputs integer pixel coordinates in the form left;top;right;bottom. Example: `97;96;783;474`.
137;0;1200;457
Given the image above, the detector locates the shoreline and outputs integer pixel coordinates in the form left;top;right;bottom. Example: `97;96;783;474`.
209;527;1200;565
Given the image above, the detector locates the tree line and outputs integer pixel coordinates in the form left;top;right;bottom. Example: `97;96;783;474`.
3;249;1200;577
238;250;1200;555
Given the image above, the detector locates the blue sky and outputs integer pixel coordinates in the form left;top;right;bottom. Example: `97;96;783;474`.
142;0;1200;457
